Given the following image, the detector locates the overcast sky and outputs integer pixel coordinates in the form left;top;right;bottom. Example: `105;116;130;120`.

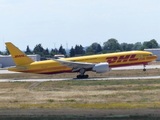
0;0;159;51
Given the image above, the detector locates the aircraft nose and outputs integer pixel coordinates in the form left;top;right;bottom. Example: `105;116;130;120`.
153;55;158;60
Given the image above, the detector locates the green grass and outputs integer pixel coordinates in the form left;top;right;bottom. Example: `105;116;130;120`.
37;79;160;87
47;99;54;102
65;99;76;102
0;72;160;110
1;102;160;109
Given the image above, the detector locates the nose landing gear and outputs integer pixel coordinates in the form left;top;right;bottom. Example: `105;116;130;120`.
143;65;146;71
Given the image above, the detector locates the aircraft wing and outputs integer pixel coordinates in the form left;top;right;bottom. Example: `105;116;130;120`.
54;59;96;70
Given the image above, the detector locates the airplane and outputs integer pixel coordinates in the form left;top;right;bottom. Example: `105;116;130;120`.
5;42;157;78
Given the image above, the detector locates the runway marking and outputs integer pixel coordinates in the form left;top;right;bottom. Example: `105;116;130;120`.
0;76;160;82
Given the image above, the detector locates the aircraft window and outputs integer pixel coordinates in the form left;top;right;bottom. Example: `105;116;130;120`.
150;54;153;56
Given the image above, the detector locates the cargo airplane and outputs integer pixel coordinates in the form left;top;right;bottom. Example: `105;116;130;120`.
5;42;157;78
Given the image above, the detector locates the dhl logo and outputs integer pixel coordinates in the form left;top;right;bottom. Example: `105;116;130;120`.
106;54;139;63
14;55;25;58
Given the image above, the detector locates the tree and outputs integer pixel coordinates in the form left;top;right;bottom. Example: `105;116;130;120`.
85;46;93;55
150;39;159;48
59;45;66;55
25;45;32;54
43;48;49;56
73;45;85;56
50;49;55;57
75;45;80;54
103;38;122;53
126;44;134;51
33;44;45;57
97;44;102;53
0;51;3;55
33;44;44;53
140;39;159;50
132;42;142;50
70;46;75;57
86;42;102;55
69;45;85;57
51;48;58;54
120;43;128;51
79;45;85;55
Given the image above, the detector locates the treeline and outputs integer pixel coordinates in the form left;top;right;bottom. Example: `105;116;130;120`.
69;38;159;57
0;38;159;57
85;38;159;55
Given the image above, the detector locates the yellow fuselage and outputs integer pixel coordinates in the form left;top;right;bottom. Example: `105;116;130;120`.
8;51;157;74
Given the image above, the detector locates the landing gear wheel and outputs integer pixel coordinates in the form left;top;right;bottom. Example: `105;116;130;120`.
84;75;89;78
77;75;81;79
76;75;89;79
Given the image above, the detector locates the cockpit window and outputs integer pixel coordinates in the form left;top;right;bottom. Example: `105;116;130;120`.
150;54;153;56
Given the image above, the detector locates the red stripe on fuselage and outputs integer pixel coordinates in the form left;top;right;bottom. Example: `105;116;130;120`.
109;61;150;68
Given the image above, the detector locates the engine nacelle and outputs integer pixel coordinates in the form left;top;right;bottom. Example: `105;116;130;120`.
92;63;111;73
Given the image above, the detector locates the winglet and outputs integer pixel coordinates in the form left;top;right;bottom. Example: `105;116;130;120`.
5;42;34;66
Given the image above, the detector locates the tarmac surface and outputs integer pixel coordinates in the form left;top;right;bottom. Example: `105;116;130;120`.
0;108;159;116
0;76;160;82
112;64;160;70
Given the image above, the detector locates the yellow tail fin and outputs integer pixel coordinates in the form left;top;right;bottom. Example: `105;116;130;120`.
5;42;34;66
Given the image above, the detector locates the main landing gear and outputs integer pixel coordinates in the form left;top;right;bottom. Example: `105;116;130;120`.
143;65;146;71
76;68;89;79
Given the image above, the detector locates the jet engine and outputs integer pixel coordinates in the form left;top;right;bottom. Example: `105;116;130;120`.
92;62;111;73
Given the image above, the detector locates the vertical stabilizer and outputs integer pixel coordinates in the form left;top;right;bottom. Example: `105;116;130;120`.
5;42;34;66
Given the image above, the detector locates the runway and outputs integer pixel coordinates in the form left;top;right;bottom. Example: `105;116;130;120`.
112;65;160;70
0;75;160;82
